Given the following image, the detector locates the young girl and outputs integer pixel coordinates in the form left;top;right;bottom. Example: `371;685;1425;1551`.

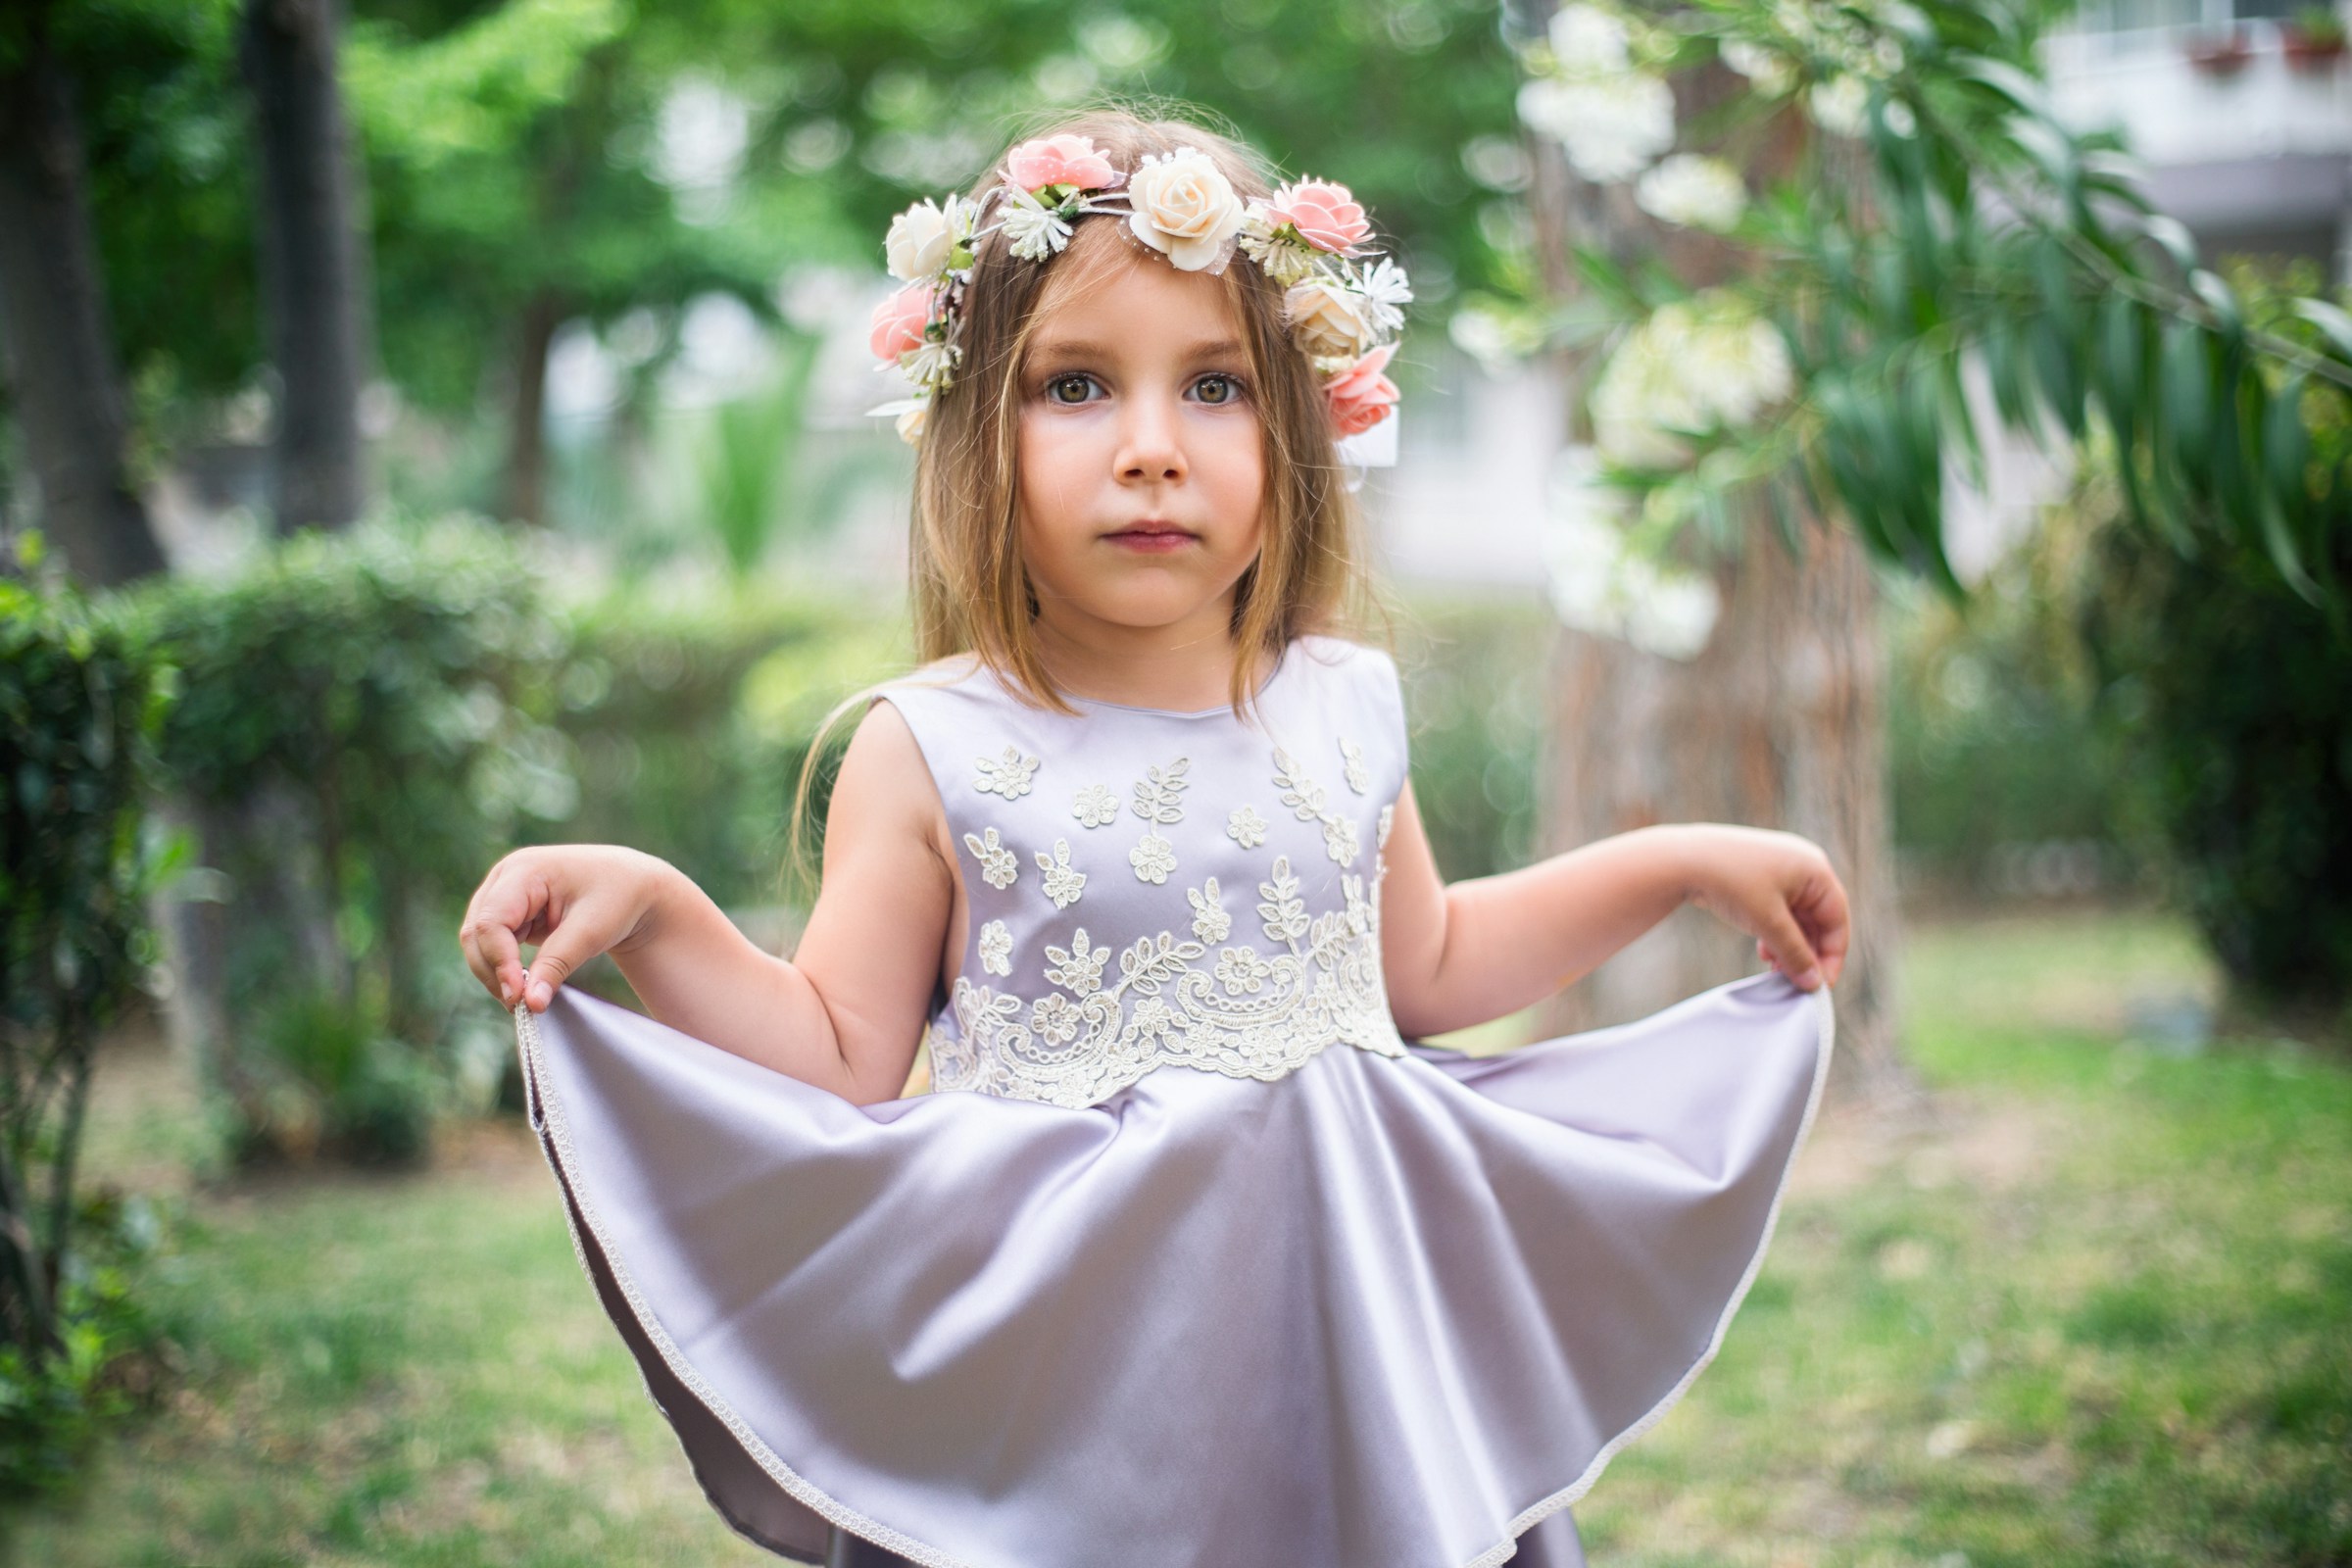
460;107;1849;1568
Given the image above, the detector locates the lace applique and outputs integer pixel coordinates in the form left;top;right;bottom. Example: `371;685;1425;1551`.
1129;828;1178;884
963;827;1018;890
1378;802;1396;848
978;918;1013;976
1339;736;1369;794
938;846;1405;1109
975;745;1040;800
1226;804;1268;850
1133;757;1191;823
1187;878;1230;943
1043;929;1109;995
1272;749;1360;868
1035;838;1087;909
1072;783;1119;828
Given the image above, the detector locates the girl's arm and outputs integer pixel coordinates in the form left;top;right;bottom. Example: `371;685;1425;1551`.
507;701;952;1106
1377;780;1848;1040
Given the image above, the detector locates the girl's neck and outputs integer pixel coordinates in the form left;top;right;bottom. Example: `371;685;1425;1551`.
1030;614;1271;713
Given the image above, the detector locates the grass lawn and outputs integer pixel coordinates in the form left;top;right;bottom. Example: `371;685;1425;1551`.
6;905;2346;1567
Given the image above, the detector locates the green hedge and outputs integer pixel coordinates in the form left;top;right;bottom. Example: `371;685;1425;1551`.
131;514;573;1164
0;556;175;1497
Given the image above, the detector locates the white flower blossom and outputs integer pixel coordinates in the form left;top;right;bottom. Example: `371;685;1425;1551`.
1635;155;1748;233
996;184;1075;260
1540;446;1723;662
885;197;957;282
1807;74;1871;139
1353;258;1414;341
1126;145;1248;272
1226;805;1269;850
977;918;1012;976
1589;292;1793;469
900;337;962;391
1236;204;1323;286
1516;73;1676;184
1547;4;1632;74
1720;37;1796;98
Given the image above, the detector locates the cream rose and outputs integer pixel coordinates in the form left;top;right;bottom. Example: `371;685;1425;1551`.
1124;147;1247;272
1284;280;1373;360
885;198;956;282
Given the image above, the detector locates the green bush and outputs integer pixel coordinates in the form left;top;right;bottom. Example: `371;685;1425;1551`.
131;513;571;1161
2071;515;2352;1029
0;552;175;1496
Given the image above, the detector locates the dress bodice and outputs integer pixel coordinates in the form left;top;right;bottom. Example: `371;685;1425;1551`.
871;634;1410;1108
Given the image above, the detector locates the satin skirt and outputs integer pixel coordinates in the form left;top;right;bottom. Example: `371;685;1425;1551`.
514;969;1833;1568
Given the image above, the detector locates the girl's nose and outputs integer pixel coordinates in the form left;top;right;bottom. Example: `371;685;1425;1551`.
1115;393;1188;483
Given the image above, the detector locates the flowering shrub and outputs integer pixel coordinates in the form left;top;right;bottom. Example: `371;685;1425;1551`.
1469;0;2352;632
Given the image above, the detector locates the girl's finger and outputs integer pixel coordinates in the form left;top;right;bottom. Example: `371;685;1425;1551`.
1760;904;1822;989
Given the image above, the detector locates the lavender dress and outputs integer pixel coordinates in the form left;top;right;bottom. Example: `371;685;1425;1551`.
512;634;1834;1568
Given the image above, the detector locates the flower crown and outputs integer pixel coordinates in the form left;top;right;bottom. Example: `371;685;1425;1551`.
865;135;1410;464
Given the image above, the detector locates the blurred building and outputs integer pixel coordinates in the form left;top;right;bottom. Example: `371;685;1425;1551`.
2052;0;2352;278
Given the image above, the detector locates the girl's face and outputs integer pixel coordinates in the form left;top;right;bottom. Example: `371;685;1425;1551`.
1014;247;1266;650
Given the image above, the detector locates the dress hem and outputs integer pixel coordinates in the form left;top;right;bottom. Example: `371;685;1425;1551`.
514;974;1837;1568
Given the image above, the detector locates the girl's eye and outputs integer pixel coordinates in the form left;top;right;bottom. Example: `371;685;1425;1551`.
1194;373;1244;406
1046;372;1096;406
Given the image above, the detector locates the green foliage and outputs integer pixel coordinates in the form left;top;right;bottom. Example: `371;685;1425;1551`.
1393;600;1554;882
0;562;174;1496
540;585;906;917
128;514;572;1156
1884;568;2148;905
2065;510;2352;1028
1506;0;2352;616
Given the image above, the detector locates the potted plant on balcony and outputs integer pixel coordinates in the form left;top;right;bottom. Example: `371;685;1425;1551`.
2284;6;2348;70
2184;24;2255;76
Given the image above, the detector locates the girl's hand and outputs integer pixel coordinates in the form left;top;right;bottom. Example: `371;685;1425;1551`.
1678;824;1850;992
458;845;673;1013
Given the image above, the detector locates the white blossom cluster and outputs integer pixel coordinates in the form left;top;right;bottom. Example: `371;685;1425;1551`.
1587;290;1794;470
1513;5;1676;185
1540;446;1722;662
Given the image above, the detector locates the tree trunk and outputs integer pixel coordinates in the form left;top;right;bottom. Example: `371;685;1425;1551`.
1534;519;1912;1101
503;290;562;525
241;0;368;532
0;11;168;586
1514;26;1911;1102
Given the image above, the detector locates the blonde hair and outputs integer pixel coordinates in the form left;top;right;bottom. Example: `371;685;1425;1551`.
782;97;1397;904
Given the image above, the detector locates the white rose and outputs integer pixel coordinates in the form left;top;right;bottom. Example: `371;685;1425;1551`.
1125;147;1247;271
1284;281;1372;360
1635;155;1748;232
885;198;955;282
895;401;928;444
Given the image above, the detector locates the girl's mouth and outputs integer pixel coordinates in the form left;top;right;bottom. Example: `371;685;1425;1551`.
1106;521;1197;553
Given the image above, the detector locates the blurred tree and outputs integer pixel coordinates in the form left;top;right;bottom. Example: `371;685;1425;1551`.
1483;0;2352;1086
240;0;373;530
0;2;168;586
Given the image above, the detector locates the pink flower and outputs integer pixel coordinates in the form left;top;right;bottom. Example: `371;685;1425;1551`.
1005;133;1117;194
1325;342;1399;437
868;282;933;363
1267;178;1371;254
